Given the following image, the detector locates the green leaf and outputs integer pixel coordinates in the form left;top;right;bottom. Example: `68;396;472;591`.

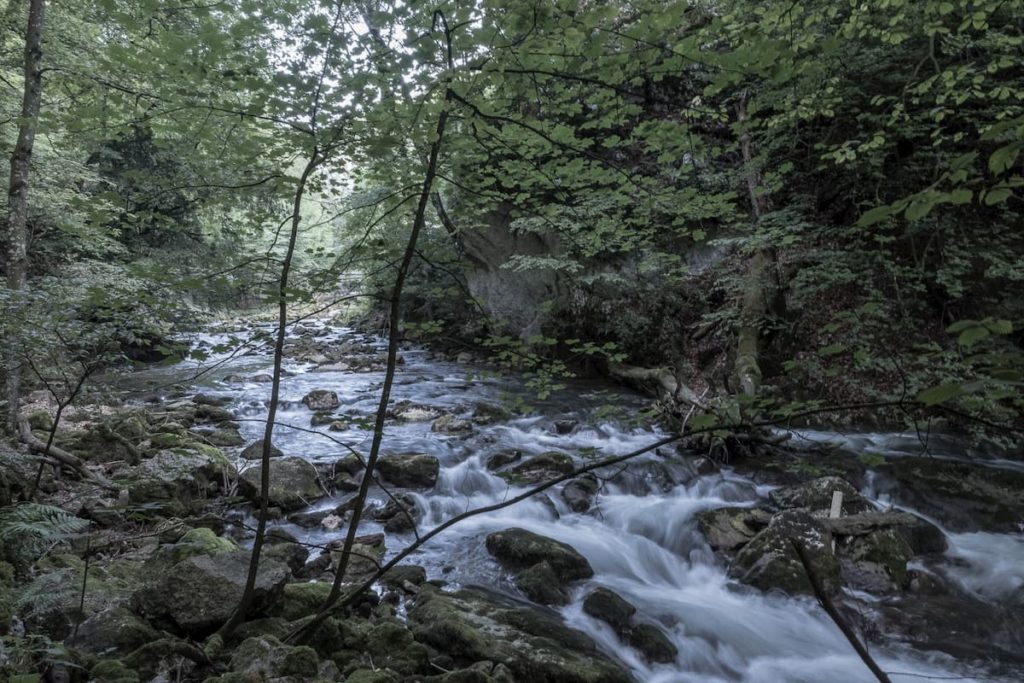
916;383;963;405
958;326;990;347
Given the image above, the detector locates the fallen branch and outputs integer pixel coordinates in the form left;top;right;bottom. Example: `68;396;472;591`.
16;415;117;492
791;540;892;683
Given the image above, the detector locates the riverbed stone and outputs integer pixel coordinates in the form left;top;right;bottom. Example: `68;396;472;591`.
503;452;575;485
409;586;630;683
119;447;233;515
229;636;324;680
582;588;676;664
238;456;326;511
485;528;593;602
837;527;914;592
376;454;440;489
872;459;1024;533
132;550;289;636
472;403;512;425
562;475;600;513
240;439;285;460
697;506;772;551
302;390;340;411
824;510;947;555
432;414;473;434
486;450;522;470
768;476;870;514
730;509;840;595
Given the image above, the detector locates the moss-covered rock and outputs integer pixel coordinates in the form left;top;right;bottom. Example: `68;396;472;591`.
697;506;772;551
68;607;159;655
240;439;286;460
270;581;333;621
238;457;326;511
90;659;141;683
362;620;431;675
485;528;593;580
238;636;319;676
376;454;440;489
768;477;870;514
133;550;289;636
502;452;575;485
837;527;914;592
409;587;629;683
345;669;398;683
117;448;234;515
730;509;840;595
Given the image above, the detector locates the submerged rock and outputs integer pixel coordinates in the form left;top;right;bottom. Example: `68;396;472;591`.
376;454;440;489
472;402;512;425
562;475;600;513
238;457;326;511
391;400;442;422
582;588;677;664
409;586;630;683
730;509;840;595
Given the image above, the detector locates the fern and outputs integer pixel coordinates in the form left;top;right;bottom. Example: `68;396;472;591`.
15;569;75;618
0;504;91;558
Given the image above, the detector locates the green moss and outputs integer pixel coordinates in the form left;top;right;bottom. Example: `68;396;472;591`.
90;659;141;683
344;669;397;683
270;581;333;621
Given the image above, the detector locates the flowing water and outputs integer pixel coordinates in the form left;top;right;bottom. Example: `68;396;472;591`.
119;322;1024;683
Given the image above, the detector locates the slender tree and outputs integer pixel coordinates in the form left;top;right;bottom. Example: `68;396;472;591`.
4;0;46;431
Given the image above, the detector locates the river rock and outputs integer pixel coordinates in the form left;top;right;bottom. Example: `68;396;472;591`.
238;457;326;511
486;528;592;604
504;452;575;484
240;439;285;461
432;414;473;433
302;390;339;411
374;492;422;532
229;635;332;681
872;459;1024;533
582;589;677;664
837;527;914;593
472;402;512;425
191;427;245;447
391;401;442;422
768;476;870;514
409;586;631;683
697;507;772;551
119;447;233;515
729;509;840;595
133;550;289;636
376;454;440;489
562;475;600;513
192;393;231;406
824;510;947;554
67;607;159;655
486;450;522;470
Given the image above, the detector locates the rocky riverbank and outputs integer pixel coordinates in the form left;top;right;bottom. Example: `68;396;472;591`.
2;320;1022;682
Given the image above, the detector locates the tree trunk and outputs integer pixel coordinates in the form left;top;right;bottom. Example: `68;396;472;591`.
734;95;779;397
5;0;46;431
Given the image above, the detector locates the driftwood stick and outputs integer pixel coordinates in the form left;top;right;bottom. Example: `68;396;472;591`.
791;540;892;683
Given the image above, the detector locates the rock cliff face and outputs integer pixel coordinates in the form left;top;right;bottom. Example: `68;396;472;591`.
459;204;564;341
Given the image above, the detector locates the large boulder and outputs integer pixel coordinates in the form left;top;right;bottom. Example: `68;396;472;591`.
133;551;289;636
730;510;840;595
485;528;592;605
66;607;159;656
697;507;772;552
302;390;339;412
409;586;630;683
376;454;440;489
823;510;947;555
837;527;914;593
229;635;336;681
768;477;870;514
502;452;575;485
562;475;600;513
872;459;1024;533
238;457;326;511
582;588;677;664
118;447;234;515
240;439;285;461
